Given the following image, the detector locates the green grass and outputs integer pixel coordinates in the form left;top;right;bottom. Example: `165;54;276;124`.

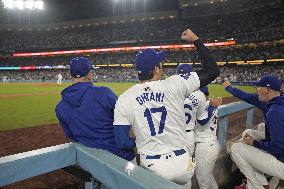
0;82;255;131
208;84;256;98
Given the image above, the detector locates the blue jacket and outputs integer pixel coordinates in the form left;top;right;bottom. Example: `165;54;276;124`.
253;95;284;162
226;86;284;162
225;86;270;140
55;82;135;161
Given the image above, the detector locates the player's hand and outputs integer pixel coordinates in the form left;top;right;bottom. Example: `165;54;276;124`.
243;133;255;145
223;81;231;88
181;29;199;43
209;97;222;108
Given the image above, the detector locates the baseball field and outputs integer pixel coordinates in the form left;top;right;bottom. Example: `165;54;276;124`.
0;82;256;131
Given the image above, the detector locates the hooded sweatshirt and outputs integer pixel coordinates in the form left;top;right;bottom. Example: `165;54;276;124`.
55;82;135;161
253;95;284;163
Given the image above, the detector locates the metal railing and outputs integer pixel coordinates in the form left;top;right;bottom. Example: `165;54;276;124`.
217;101;254;149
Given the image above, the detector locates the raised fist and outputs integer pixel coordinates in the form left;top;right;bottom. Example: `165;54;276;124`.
181;29;199;43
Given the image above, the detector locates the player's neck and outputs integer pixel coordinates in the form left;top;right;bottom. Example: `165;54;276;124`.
141;78;159;83
72;78;90;83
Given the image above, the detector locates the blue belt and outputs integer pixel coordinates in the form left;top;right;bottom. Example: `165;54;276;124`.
186;129;193;133
146;149;186;159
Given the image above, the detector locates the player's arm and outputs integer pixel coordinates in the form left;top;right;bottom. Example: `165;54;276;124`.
223;81;266;110
114;126;136;150
252;111;284;156
55;106;75;141
196;106;215;126
104;87;118;109
181;29;220;88
197;97;222;126
113;99;136;150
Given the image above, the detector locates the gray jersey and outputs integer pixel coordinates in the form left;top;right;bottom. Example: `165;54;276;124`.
114;73;200;155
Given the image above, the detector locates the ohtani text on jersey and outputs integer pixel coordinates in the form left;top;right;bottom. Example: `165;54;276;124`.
136;92;165;105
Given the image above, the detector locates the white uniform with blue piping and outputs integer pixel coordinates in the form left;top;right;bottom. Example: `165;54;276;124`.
184;90;208;155
114;73;200;186
195;101;220;189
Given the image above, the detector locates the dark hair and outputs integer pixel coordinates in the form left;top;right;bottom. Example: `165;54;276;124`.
203;92;209;96
138;72;154;81
137;64;161;81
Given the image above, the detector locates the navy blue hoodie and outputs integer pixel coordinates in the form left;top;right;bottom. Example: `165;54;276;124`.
55;82;135;161
226;86;284;162
253;95;284;162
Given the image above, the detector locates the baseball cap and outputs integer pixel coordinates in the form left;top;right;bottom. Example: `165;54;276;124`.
135;48;165;74
69;57;94;78
200;86;209;95
176;64;192;75
253;75;281;91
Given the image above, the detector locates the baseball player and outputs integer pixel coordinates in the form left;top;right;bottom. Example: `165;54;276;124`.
113;29;220;187
223;80;282;188
55;57;135;162
229;75;284;189
57;73;63;85
194;86;222;189
176;64;208;156
2;76;8;84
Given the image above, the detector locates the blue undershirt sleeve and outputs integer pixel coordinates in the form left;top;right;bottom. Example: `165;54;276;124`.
114;125;136;150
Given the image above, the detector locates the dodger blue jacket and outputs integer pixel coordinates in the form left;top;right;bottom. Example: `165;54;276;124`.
225;86;284;162
225;86;270;139
55;82;135;161
253;95;284;162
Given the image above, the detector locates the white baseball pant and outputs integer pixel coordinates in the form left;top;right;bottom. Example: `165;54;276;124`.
195;140;220;189
186;130;195;156
231;143;284;189
140;149;195;188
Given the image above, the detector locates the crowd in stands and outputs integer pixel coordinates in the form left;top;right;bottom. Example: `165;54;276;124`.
1;64;283;84
1;44;283;67
0;0;282;53
0;69;68;81
181;0;278;17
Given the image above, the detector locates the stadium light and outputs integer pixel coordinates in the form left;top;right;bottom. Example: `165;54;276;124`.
25;0;34;9
16;0;24;10
35;0;43;10
2;0;14;8
1;0;44;10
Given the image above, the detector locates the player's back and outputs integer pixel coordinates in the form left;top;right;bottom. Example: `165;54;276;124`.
184;90;207;130
116;74;200;155
195;101;218;143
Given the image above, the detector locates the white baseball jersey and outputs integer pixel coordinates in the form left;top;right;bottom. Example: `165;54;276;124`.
114;73;200;155
195;101;218;143
58;74;62;80
184;90;208;131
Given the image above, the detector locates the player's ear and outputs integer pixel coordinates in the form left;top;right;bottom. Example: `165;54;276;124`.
152;67;157;77
153;65;160;74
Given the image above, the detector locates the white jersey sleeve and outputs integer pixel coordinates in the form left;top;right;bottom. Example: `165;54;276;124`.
113;97;131;126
